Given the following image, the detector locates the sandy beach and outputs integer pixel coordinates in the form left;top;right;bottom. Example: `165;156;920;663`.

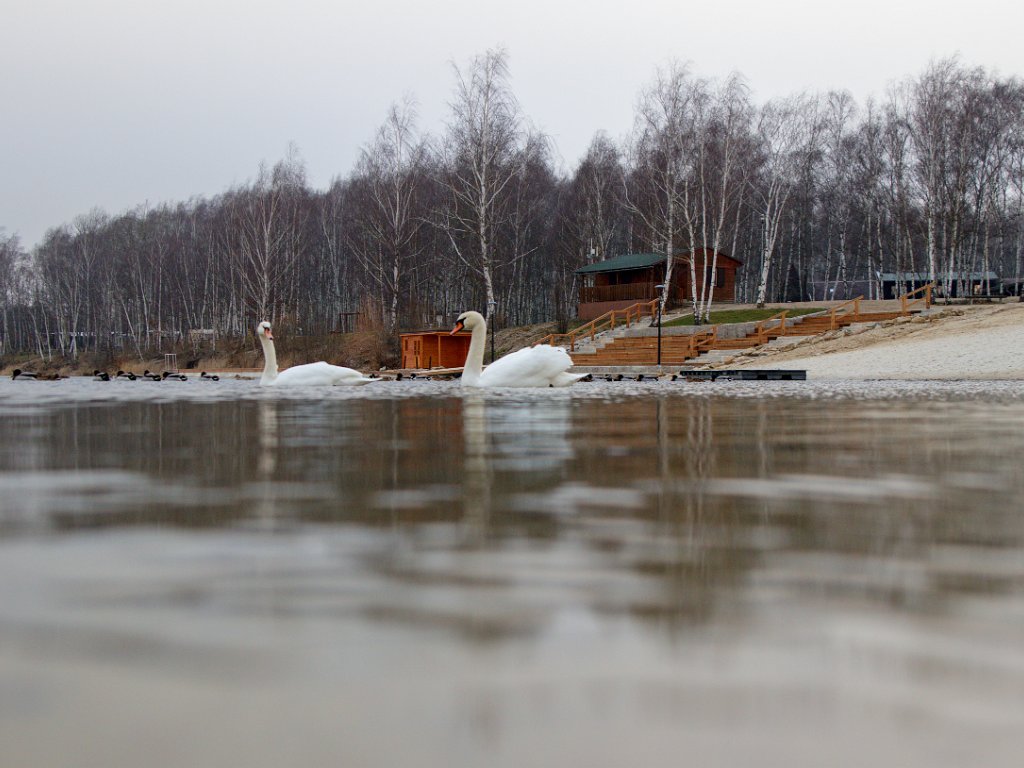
729;304;1024;380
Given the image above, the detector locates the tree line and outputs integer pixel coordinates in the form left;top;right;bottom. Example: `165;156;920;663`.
1;51;1022;360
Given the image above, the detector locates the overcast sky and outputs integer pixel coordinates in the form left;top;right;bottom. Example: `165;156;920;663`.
3;0;1022;248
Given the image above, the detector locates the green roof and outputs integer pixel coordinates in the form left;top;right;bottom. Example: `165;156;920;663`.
575;253;665;274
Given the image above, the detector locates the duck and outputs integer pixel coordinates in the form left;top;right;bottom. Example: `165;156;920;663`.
141;370;163;382
256;321;374;386
115;370;137;381
92;370;111;382
161;371;188;381
11;369;38;380
450;311;586;388
200;371;220;381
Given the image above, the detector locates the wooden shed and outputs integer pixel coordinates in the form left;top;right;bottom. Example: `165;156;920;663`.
576;249;742;320
400;331;472;370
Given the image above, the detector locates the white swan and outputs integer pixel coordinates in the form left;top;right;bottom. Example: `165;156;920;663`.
451;311;586;388
256;321;374;386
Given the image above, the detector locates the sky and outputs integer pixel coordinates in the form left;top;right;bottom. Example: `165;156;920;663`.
2;0;1022;248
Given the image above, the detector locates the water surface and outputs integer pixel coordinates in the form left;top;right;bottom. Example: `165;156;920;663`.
1;378;1022;767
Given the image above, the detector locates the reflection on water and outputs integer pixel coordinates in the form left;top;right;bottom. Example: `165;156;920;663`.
1;379;1023;767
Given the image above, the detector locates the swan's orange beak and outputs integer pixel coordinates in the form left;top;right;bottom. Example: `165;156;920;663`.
264;328;273;340
450;321;464;336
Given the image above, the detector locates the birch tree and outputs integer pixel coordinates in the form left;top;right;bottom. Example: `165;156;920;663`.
625;62;698;312
753;95;821;307
224;148;309;324
348;98;430;332
691;73;754;322
567;132;626;264
440;48;522;320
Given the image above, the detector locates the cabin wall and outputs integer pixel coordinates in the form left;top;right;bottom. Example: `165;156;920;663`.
400;333;472;369
577;250;741;319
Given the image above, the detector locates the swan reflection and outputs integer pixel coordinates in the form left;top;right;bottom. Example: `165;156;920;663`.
459;393;574;538
460;394;492;540
251;399;280;527
483;395;572;472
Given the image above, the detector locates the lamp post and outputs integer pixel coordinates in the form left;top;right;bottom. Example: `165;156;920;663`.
654;283;667;367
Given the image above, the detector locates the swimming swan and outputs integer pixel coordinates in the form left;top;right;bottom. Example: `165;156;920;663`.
256;321;374;386
451;311;585;388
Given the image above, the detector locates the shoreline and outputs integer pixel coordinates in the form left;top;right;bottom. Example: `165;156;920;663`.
726;304;1024;380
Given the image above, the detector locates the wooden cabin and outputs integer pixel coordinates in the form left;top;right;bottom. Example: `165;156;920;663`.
576;249;741;320
400;331;472;370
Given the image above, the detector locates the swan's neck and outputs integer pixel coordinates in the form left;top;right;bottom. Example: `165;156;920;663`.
259;336;278;384
461;320;487;386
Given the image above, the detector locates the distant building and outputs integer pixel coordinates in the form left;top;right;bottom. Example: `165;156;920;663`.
878;272;1000;299
575;249;741;321
807;280;874;301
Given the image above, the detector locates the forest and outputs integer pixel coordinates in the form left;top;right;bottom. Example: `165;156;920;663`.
1;51;1022;362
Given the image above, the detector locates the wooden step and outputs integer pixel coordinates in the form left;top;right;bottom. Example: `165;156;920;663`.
568;308;919;366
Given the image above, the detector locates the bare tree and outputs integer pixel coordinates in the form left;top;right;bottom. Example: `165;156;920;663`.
691;73;754;322
625;62;698;313
567;132;626;264
440;48;522;320
347;98;430;333
753;95;821;307
224;147;309;324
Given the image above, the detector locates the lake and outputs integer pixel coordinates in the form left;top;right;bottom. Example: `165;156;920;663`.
1;377;1022;767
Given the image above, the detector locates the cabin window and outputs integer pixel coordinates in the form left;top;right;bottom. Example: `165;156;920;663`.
704;266;726;287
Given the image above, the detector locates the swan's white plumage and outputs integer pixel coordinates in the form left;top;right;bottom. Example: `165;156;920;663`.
453;311;585;388
272;361;373;386
257;321;373;387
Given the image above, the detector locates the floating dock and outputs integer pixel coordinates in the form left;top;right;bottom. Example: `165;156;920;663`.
678;369;807;381
381;366;807;382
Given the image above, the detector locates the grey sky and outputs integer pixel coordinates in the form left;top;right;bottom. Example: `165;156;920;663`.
3;0;1022;248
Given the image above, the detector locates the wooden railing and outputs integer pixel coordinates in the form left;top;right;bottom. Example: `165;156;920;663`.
689;326;719;355
753;311;789;344
536;299;659;351
900;283;934;315
579;283;657;304
827;297;863;330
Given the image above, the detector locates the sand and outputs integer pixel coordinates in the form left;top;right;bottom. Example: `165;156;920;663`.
727;304;1024;380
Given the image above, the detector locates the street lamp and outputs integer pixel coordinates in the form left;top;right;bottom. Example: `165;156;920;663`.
654;283;667;367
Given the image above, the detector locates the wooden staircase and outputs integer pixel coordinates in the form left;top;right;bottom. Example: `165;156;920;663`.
565;285;933;367
563;328;720;366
